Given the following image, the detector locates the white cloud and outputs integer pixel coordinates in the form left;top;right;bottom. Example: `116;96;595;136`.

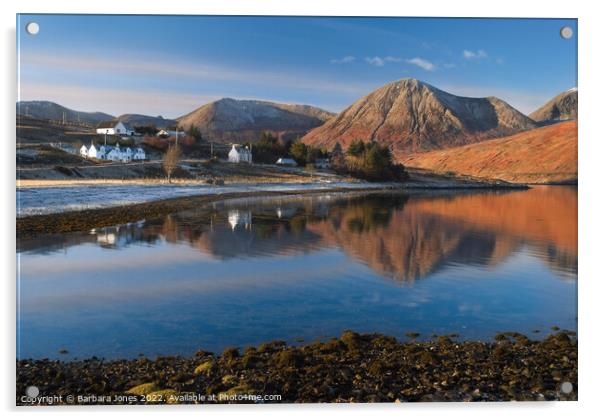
330;55;356;64
495;57;505;65
364;56;402;67
463;49;488;59
405;57;436;71
365;56;386;67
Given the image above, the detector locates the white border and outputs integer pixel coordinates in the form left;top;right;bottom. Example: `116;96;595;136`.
2;1;600;419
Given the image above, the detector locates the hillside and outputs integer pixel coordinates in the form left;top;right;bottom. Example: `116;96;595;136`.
301;78;536;153
177;98;335;143
529;89;578;124
116;114;176;128
401;121;577;184
16;101;114;125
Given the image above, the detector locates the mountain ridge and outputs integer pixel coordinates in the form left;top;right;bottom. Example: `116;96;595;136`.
301;78;537;153
16;101;114;125
177;98;335;143
529;89;578;123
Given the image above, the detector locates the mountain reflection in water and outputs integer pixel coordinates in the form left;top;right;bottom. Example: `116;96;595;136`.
19;186;577;281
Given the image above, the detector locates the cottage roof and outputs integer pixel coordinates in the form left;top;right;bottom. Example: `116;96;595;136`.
121;122;135;132
97;120;120;129
231;144;251;153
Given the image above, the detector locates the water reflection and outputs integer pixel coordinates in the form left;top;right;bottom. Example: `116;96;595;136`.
19;187;578;281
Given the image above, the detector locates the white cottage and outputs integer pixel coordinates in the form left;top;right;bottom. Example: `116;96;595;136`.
105;143;130;162
87;143;103;159
228;144;252;163
275;157;298;166
79;144;88;157
96;121;136;136
133;147;146;160
157;129;184;138
80;142;146;162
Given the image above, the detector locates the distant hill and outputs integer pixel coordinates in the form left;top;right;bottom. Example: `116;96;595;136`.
177;98;335;143
301;78;537;153
401;120;577;184
116;114;176;129
529;89;578;124
16;101;114;125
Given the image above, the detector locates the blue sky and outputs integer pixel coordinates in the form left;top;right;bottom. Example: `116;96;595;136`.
17;15;577;118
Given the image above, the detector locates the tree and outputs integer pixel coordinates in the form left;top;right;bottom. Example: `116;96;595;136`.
331;140;408;182
259;131;278;145
163;145;181;183
187;124;203;142
330;142;346;171
252;131;286;164
135;125;158;136
347;139;366;157
289;142;309;166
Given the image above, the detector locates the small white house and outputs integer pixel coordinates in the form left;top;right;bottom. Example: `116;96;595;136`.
228;144;252;163
132;147;146;160
80;142;146;162
88;143;104;159
96;121;135;136
275;157;298;167
157;129;184;138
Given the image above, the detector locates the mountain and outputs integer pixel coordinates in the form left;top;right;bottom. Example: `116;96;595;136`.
529;88;578;123
16;101;114;125
177;98;335;143
401;120;577;184
301;78;537;153
116;114;177;128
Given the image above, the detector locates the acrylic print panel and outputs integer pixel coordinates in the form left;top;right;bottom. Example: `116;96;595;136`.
16;14;577;405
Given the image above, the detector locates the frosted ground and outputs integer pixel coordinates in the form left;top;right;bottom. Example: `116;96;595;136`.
16;182;384;216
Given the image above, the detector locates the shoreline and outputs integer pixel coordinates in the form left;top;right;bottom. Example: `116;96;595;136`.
17;330;577;404
16;181;528;238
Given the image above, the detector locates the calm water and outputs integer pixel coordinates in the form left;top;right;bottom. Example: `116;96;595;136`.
17;186;577;360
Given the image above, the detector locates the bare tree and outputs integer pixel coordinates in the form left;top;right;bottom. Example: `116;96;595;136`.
163;145;181;183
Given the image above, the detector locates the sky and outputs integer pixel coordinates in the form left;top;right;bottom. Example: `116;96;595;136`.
17;15;577;118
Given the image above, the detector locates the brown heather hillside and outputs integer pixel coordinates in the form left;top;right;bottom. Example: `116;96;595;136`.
401;121;577;184
301;78;536;153
177;98;335;144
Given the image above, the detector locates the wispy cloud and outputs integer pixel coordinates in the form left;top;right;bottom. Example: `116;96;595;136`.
330;55;355;64
405;57;436;71
364;56;401;67
18;50;382;115
365;56;385;67
20;50;373;100
463;49;488;59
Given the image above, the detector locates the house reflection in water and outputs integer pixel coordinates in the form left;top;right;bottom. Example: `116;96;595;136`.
89;221;148;249
228;209;252;231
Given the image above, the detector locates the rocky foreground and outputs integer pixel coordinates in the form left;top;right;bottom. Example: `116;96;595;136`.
17;331;577;404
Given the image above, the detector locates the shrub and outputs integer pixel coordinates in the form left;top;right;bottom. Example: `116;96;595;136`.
333;140;408;182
